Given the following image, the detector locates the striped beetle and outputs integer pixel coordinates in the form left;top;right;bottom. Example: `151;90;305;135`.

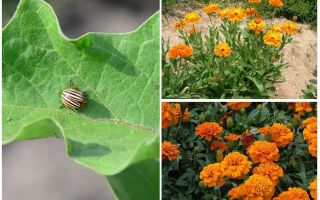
61;87;87;110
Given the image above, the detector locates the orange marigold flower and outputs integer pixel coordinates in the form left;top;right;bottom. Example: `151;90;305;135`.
174;103;190;123
228;184;248;199
309;177;317;200
218;8;229;19
221;152;252;179
162;141;180;160
269;0;284;7
214;43;232;58
168;44;193;59
183;12;201;25
248;0;261;3
195;122;224;141
162;103;176;129
273;188;310;200
303;117;317;127
252;162;283;185
248;17;266;35
294;102;313;115
263;30;282;47
210;141;227;152
303;122;317;142
245;174;275;199
241;130;256;146
271;25;284;33
174;20;185;30
199;163;225;187
224;133;241;142
309;139;317;157
282;21;298;35
246;7;257;17
248;141;280;163
203;3;220;14
227;102;252;111
258;123;294;147
227;7;246;22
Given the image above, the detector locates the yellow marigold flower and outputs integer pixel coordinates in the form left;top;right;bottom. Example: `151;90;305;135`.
271;25;284;33
210;141;227;152
195;122;224;141
168;44;193;59
282;21;298;35
309;139;317;157
248;0;261;3
162;103;176;129
246;7;257;17
162;141;180;160
227;102;252;111
248;17;266;35
221;152;252;179
263;30;282;47
227;7;246;23
224;133;241;142
258;123;294;147
245;174;275;199
203;3;220;14
174;20;185;30
294;102;313;115
199;163;225;187
218;8;229;19
241;130;256;146
309;177;317;200
183;12;201;25
214;43;232;58
228;184;248;199
273;187;310;200
269;0;284;7
252;162;283;185
303;117;317;127
248;141;280;163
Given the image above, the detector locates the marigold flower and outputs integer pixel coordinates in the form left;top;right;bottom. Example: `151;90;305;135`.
174;103;190;123
224;133;241;142
252;162;283;185
162;103;176;129
174;20;185;30
245;174;275;199
183;12;201;25
248;141;280;163
294;102;313;115
248;0;261;3
271;25;284;33
195;122;224;141
269;0;284;7
210;141;227;152
168;44;193;59
282;21;298;35
162;141;180;160
214;43;232;58
273;188;310;200
221;152;252;179
241;130;256;146
227;7;246;22
258;123;294;147
303;117;317;126
227;102;252;111
199;163;225;187
246;7;257;17
218;8;229;19
248;17;266;35
309;139;317;157
203;3;220;14
263;30;282;47
188;27;198;35
309;177;317;200
303;122;317;142
228;184;248;199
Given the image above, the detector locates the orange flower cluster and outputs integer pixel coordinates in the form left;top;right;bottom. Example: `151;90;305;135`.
168;44;193;59
162;103;190;129
214;43;232;58
303;117;317;157
248;17;266;35
252;162;283;185
199;163;225;187
309;177;317;200
269;0;284;7
195;122;224;141
227;102;252;111
293;102;313;115
258;123;294;147
162;141;180;160
263;21;298;47
221;152;252;179
202;3;220;14
273;187;310;200
248;141;280;163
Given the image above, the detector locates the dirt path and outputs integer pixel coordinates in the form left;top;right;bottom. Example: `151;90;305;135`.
162;9;317;99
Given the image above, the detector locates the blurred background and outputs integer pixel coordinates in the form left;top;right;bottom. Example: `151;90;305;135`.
2;0;159;199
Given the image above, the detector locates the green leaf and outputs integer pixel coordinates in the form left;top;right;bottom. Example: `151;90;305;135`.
3;0;159;199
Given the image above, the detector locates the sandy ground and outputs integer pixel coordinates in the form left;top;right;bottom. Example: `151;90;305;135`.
162;8;317;99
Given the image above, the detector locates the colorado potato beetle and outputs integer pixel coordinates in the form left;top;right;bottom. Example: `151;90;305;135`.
61;87;87;109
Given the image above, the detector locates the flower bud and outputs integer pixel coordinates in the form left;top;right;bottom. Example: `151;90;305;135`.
227;117;233;129
216;150;224;162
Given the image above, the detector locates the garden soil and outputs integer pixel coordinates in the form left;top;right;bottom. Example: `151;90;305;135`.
162;9;317;99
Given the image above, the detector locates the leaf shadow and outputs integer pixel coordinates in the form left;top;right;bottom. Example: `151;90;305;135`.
81;97;112;119
72;34;138;77
67;139;111;157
